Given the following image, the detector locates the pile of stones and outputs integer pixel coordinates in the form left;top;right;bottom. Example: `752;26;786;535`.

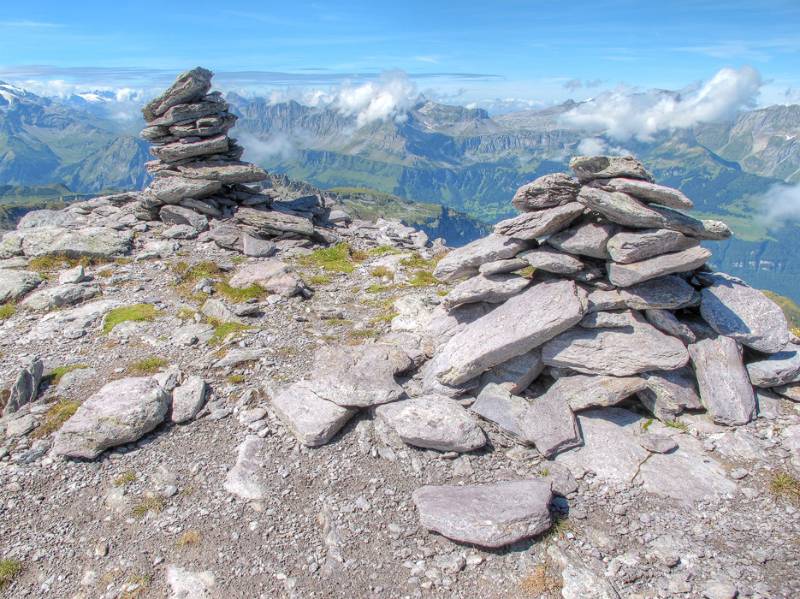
136;67;336;250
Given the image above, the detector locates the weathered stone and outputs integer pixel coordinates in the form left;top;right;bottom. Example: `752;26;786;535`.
151;101;228;128
0;269;42;303
638;368;702;420
755;388;783;419
688;335;756;425
234;206;315;238
471;383;533;440
165;565;216;599
309;344;412;408
162;224;198;239
578;187;731;240
20;227;133;258
2;357;43;417
151;134;229;163
412;480;553;548
270;381;357;447
607;245;710;287
171;376;207;424
5;413;36;437
213;348;268;369
142;67;213;121
21;283;100;312
518;246;585;275
17;209;82;229
223;436;267;500
579;310;639;329
587;275;699;312
58;264;87;285
592;178;693;209
700;272;789;353
160;205;209;231
200;298;242;324
442;274;529;309
548;545;622;599
429;279;587;386
53;377;170;459
0;231;23;258
606;228;699;264
208;225;242;251
478;257;529;275
512;173;580;211
524;390;582;457
638;433;678;454
178;198;222;218
493;202;584;241
149;176;222;205
745;343;800;387
547;373;647;411
242;234;276;257
433;234;529;282
375;395;486;452
542;319;689;376
228;260;307;298
773;382;800;402
479;349;544;393
644;309;697;344
178;161;268;184
570;155;654;182
547;219;617;259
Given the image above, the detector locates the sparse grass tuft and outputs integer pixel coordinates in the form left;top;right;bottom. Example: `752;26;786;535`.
366;283;395;294
308;274;332;286
0;303;16;321
347;328;380;343
664;419;689;433
227;374;246;384
541;516;574;541
96;268;114;278
131;495;166;518
297;243;359;273
31;400;80;438
113;470;137;487
641;418;654;432
177;307;197;320
119;572;153;599
369;266;394;280
216;281;264;302
176;530;202;547
517;265;536;279
172;260;222;281
47;363;89;386
519;561;562;597
128;356;168;375
28;255;96;273
770;472;800;503
208;320;251;347
368;245;404;257
103;304;161;334
0;559;23;589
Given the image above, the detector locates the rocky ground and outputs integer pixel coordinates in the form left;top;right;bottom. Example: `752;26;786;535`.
0;200;799;598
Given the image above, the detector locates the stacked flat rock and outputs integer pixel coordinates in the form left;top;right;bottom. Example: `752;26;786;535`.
137;67;333;247
420;154;794;443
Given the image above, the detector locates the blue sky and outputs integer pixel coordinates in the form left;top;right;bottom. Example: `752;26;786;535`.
0;0;798;107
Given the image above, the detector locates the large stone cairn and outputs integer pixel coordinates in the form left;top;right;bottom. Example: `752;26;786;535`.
137;67;333;248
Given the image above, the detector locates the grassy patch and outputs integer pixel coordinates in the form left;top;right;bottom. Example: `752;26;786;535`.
176;530;202;547
113;470;137;487
368;245;404;257
227;374;246;384
664;419;689;433
103;304;161;334
770;472;800;503
96;268;114;278
31;400;80;438
177;307;197;320
366;283;396;294
28;255;89;273
0;303;16;321
216;281;264;302
369;266;395;280
131;495;166;519
641;418;654;432
0;559;22;589
208;320;251;347
172;260;222;281
408;269;437;287
347;328;380;343
519;561;562;597
308;274;332;286
763;290;800;329
297;243;360;274
119;573;153;599
47;363;89;386
128;356;168;375
517;265;536;279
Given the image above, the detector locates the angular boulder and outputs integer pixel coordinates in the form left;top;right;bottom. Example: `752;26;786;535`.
547;219;617;259
228;260;307;298
607;245;711;287
442;273;529;310
2;357;43;417
223;436;267;500
493;202;584;241
20;226;133;259
512;173;580;211
170;376;207;424
546;373;647;412
587;275;699;312
518;247;585;275
0;269;42;303
606;228;699;264
746;343;800;387
20;283;100;312
433;234;529;282
270;381;357;447
149;176;222;204
160;205;209;231
53;377;170;459
592;178;693;209
142;66;212;121
412;480;553;548
178;161;268;184
570;155;654;182
638;368;702;421
479;349;544;394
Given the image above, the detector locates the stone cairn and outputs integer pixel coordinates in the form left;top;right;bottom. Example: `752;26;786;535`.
137;67;335;252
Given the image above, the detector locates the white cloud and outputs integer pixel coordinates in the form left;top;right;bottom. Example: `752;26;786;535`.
576;137;631;157
333;70;418;127
760;183;800;227
561;66;763;141
238;132;297;162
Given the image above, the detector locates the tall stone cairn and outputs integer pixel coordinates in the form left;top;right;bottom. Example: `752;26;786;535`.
137;67;331;248
423;155;795;436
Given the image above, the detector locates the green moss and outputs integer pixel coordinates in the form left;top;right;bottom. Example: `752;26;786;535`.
368;245;404;257
103;304;161;334
113;470;137;487
227;374;246;384
664;420;689;432
0;559;22;588
47;363;89;386
641;418;654;432
369;266;394;280
408;270;438;287
172;260;222;281
770;472;800;503
128;356;168;375
31;400;80;438
308;274;332;286
208;320;251;346
297;243;359;273
131;494;166;518
0;303;16;321
215;281;264;302
366;283;395;294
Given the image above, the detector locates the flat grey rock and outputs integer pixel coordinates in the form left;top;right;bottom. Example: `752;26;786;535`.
429;279;587;386
638;368;702;421
524;390;582;457
548;545;622;599
150;176;221;204
570;155;654;182
21;226;133;258
0;269;42;303
171;376;207;423
644;309;697;344
478;257;529;276
442;274;529;310
228;260;306;297
755;388;783;419
493;202;584;241
607;245;711;287
309;344;412;408
579;310;640;329
242;234;276;257
518;246;585;275
542;319;689;376
234;206;315;239
201;298;243;324
587;275;699;312
688;335;756;425
270;381;357;447
161;224;198;239
223;436;267;500
178;161;268;184
58;264;87;284
639;433;678;453
577;187;731;240
699;272;789;353
151;134;229;163
5;414;36;437
3;357;43;417
53;377;170;459
773;382;800;402
17;209;83;229
547;373;647;411
512;173;580;211
21;283;100;312
433;234;529;282
213;348;268;369
166;565;216;599
592;178;693;209
606;228;699;264
471;383;533;440
22;299;121;342
142;66;212;120
160;205;209;231
479;349;544;394
746;343;800;387
547;219;617;259
412;479;553;548
374;395;486;452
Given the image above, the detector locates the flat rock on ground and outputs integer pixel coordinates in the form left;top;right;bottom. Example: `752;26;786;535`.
442;273;529;310
20;226;133;258
479;349;544;393
746;343;800;387
0;269;42;303
412;479;553;548
223;436;268;500
270;381;357;447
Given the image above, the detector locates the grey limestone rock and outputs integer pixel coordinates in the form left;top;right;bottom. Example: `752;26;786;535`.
433;234;529;282
270;381;357;447
442;273;530;309
547;219;617;259
0;269;42;303
171;376;207;424
570;155;654;182
149;176;222;205
518;246;585;275
493;202;584;241
607;245;711;287
591;177;693;209
606;228;699;264
223;436;268;500
512;173;581;211
2;357;43;417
